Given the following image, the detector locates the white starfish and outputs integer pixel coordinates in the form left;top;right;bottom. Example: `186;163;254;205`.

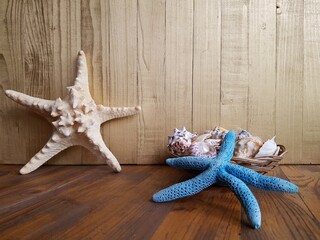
5;50;141;174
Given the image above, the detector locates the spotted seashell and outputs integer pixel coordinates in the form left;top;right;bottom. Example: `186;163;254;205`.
235;128;253;141
168;127;197;157
234;137;263;158
205;126;229;140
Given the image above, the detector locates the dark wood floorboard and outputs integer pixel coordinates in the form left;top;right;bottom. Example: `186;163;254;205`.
240;166;320;240
0;165;319;240
281;165;320;221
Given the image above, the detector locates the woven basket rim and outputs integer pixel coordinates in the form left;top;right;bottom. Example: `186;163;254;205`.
232;145;287;161
231;145;287;174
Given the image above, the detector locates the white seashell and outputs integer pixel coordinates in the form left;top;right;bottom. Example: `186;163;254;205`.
194;133;212;142
255;136;278;158
189;137;221;158
189;141;218;158
234;137;263;158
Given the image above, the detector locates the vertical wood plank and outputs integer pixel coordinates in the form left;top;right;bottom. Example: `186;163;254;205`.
23;1;54;164
50;0;82;165
165;0;193;136
0;0;24;163
276;0;304;163
96;0;113;165
108;0;139;164
220;0;249;130
80;0;110;164
0;44;21;163
247;0;277;139
52;0;81;98
303;0;320;164
0;0;54;164
137;0;167;163
192;0;221;133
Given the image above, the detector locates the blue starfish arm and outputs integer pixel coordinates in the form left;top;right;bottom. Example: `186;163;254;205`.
153;166;218;202
226;164;298;193
166;157;211;171
218;169;261;229
216;131;236;163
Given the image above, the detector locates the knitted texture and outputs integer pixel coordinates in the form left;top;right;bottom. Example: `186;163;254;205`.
153;131;298;229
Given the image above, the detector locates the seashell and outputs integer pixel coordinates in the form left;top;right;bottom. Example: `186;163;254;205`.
205;126;229;140
255;136;278;158
234;137;263;158
194;133;212;142
234;128;253;141
167;127;197;157
189;141;218;158
189;137;221;158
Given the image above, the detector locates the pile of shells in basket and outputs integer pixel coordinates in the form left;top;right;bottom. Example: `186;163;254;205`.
167;126;287;174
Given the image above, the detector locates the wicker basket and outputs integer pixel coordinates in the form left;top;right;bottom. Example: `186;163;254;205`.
231;145;287;175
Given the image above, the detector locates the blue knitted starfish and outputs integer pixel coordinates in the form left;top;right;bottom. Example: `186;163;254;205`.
153;131;298;229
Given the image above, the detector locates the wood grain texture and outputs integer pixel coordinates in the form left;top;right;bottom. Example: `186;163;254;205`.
165;0;193;134
247;0;276;139
303;0;320;164
276;0;304;164
192;0;221;133
0;0;53;165
152;183;241;239
0;0;320;165
281;165;320;221
137;0;167;163
79;0;115;165
108;0;139;164
220;0;249;130
241;166;320;240
0;164;319;239
51;0;83;165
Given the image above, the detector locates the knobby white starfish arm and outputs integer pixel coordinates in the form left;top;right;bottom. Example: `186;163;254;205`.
84;127;121;172
74;50;91;95
5;90;54;119
97;105;141;123
5;50;141;174
20;132;72;174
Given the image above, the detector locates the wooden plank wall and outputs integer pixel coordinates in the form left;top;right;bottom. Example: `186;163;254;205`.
0;0;319;165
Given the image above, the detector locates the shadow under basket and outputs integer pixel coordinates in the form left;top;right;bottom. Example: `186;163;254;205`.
231;145;287;175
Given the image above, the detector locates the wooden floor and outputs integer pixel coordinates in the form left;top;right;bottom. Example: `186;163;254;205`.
0;165;319;240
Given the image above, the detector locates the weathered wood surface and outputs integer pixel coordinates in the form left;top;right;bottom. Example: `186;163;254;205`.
241;166;320;240
276;0;304;164
0;164;319;239
0;0;319;165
